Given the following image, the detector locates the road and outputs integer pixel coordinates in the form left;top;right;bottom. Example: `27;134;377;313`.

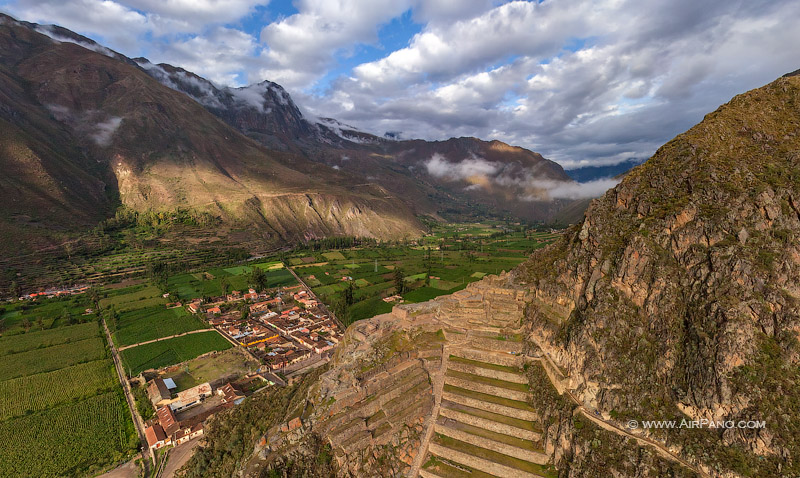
102;318;152;473
117;328;215;351
161;438;202;478
538;353;710;478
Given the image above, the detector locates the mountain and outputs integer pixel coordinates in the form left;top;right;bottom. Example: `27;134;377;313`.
0;14;424;257
176;72;800;478
0;14;595;263
564;157;646;182
516;71;800;476
136;60;586;224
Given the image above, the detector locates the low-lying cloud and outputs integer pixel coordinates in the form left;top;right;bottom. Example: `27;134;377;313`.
424;154;619;201
90;117;122;146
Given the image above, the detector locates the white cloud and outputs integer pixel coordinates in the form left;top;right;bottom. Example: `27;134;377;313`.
425;154;499;180
4;0;800;170
90;117;123;146
526;178;619;200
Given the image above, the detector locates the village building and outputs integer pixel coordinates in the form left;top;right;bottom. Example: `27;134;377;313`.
147;378;173;407
170;382;212;412
145;424;169;450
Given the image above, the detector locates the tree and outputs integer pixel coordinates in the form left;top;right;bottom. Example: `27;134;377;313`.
36;317;44;330
343;281;355;306
248;267;269;292
393;268;406;294
219;277;230;296
9;281;19;298
0;318;6;334
22;317;31;332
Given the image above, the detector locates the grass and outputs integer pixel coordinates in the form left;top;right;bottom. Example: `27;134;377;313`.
446;370;530;393
0;391;136;478
432;433;557;477
0;360;117;421
161;348;257;392
443;384;536;412
120;331;232;376
442;400;541;432
423;455;499;478
111;305;206;347
0;322;99;356
0;337;106;381
441;419;541;451
99;285;164;311
449;355;521;374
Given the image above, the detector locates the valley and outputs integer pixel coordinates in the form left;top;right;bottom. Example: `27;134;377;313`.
0;5;798;478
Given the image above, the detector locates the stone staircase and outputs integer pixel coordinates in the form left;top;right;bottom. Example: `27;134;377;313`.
419;329;556;478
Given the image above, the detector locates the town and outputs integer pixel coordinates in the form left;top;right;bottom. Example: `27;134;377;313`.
141;280;343;457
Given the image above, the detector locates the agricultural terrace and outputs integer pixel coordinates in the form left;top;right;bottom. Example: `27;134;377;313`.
288;223;560;324
0;318;136;477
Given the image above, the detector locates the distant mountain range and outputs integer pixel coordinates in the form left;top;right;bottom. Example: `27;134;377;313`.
0;14;612;255
564;157;646;182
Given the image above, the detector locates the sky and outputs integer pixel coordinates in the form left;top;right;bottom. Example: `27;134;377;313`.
2;0;799;169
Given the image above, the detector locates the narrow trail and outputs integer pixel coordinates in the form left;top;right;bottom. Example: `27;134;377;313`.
102;318;152;473
117;328;215;351
538;353;711;478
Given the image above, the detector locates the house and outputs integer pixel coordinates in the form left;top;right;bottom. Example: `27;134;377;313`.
218;383;246;405
170;382;212;412
173;423;204;445
187;301;203;314
147;378;172;407
145;424;169;450
157;405;180;436
207;306;222;316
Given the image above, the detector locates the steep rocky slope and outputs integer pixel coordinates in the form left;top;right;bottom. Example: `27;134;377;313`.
137;60;585;223
0;14;423;257
517;72;800;477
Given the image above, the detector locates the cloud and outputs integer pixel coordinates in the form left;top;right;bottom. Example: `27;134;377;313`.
257;0;413;89
526;178;619;200
90;117;123;146
4;0;800;170
425;154;499;180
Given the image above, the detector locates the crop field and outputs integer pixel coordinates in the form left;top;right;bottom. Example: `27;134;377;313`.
120;330;232;376
0;321;98;356
288;224;560;324
0;391;136;478
0;295;97;334
0;360;117;421
99;284;166;312
0;315;136;477
0;336;106;381
111;305;206;347
167;261;297;300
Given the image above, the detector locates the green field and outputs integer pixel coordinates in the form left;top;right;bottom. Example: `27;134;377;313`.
0;360;117;421
288;224;560;324
0;316;136;477
98;284;165;311
120;331;233;375
0;337;106;381
0;391;137;478
111;305;206;347
0;295;97;334
0;322;99;356
166;261;296;300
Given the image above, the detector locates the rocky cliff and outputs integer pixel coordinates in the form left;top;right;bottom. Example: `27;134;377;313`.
516;73;800;477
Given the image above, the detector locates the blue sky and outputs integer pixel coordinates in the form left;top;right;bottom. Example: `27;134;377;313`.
1;0;799;168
